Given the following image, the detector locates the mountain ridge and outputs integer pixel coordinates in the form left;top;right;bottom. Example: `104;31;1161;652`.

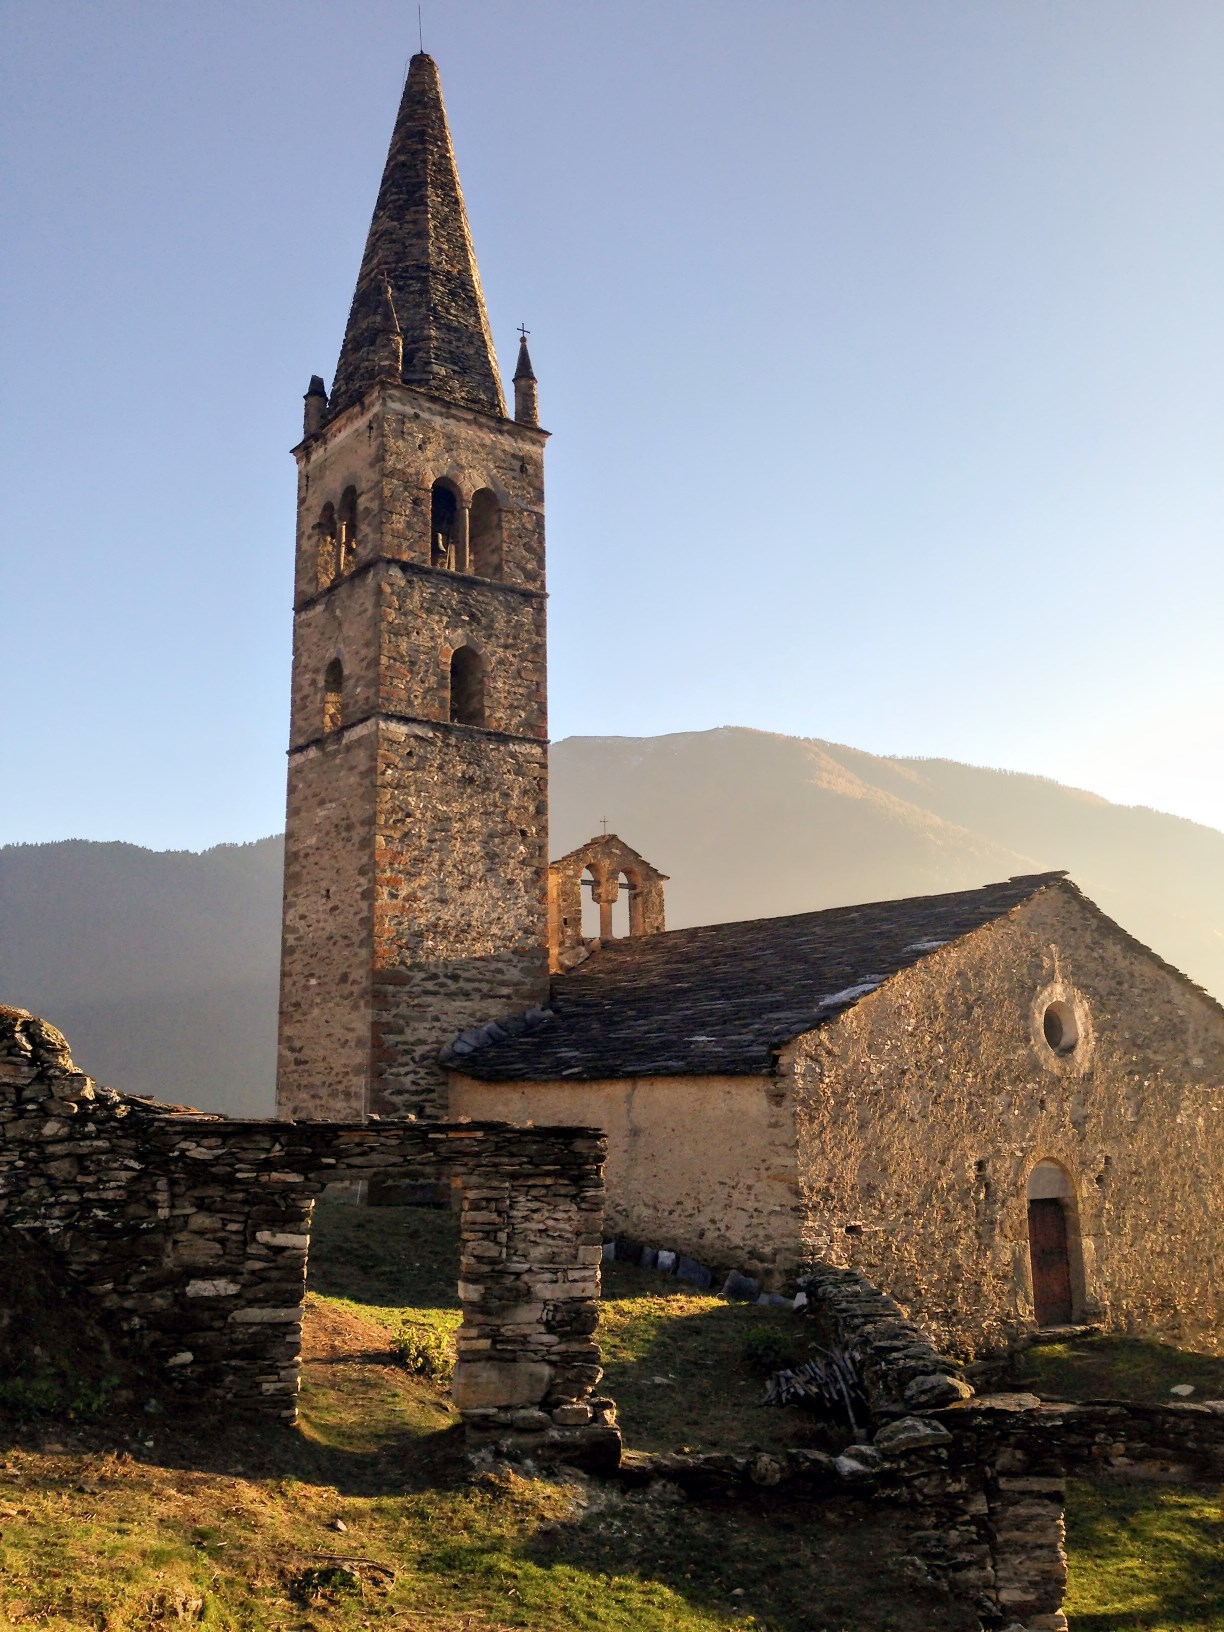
3;727;1220;1116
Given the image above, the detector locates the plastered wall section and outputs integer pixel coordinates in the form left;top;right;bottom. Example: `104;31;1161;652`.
448;1071;803;1284
788;882;1224;1356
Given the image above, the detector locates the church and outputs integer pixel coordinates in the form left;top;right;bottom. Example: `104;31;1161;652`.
277;54;1224;1358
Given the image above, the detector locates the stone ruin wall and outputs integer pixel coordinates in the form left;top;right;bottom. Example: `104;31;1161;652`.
0;1008;616;1466
788;883;1224;1357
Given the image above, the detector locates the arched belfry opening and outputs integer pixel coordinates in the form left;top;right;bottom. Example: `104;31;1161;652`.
431;481;461;571
337;487;358;575
548;836;668;971
323;658;344;734
449;645;485;726
1026;1159;1083;1328
316;502;338;590
469;489;502;579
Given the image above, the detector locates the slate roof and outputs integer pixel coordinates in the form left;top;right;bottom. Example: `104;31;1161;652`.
448;872;1070;1083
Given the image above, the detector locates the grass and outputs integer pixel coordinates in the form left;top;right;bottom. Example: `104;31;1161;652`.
1064;1478;1224;1631
598;1258;817;1455
1009;1333;1224;1406
0;1205;970;1631
1;1203;1219;1630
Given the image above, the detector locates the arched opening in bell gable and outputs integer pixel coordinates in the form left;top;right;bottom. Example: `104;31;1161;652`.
580;868;601;939
449;645;485;726
610;872;633;939
337;487;358;575
323;658;344;734
469;489;502;579
430;481;461;571
1025;1159;1086;1328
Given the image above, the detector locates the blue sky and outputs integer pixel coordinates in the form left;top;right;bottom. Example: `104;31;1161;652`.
3;1;1223;849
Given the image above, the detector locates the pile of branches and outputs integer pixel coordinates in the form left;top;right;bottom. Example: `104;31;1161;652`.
763;1344;867;1432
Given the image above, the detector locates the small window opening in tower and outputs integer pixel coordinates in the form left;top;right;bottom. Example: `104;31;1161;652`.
337;487;358;575
431;481;459;570
610;872;632;938
317;502;338;590
469;488;502;579
449;646;485;726
580;869;600;939
323;658;344;734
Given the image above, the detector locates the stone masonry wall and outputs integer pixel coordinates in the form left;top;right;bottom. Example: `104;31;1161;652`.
277;724;377;1121
279;380;551;1122
1;1009;615;1464
372;723;548;1118
788;882;1224;1356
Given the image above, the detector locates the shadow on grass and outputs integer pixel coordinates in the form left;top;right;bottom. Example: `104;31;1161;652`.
1008;1333;1224;1406
1065;1478;1224;1631
521;1480;977;1632
599;1258;831;1456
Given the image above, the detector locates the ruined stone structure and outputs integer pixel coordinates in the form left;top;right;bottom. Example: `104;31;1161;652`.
277;54;550;1123
0;1007;616;1463
548;833;667;970
452;873;1224;1357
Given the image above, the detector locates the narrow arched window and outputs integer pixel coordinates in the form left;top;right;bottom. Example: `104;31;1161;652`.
449;646;485;726
317;502;338;590
323;658;344;733
431;481;460;571
469;488;502;579
337;487;358;575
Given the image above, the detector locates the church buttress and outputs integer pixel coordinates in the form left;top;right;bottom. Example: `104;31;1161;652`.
276;54;550;1121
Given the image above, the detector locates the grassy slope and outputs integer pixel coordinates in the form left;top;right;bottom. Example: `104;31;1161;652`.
0;1206;1220;1629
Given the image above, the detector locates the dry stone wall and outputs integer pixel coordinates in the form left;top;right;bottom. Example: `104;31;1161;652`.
0;1009;616;1465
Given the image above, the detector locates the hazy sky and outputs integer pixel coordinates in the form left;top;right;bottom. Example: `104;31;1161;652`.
4;1;1223;850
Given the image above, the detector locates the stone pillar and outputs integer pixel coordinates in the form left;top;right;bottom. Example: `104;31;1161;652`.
455;502;471;574
988;1470;1068;1631
452;1131;620;1469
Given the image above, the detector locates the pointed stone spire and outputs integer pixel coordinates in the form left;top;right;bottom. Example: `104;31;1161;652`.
327;54;506;421
513;329;539;427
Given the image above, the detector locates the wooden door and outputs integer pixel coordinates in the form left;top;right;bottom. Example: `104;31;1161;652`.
1028;1198;1073;1326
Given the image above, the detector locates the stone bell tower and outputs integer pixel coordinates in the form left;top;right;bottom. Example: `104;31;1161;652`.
276;54;549;1122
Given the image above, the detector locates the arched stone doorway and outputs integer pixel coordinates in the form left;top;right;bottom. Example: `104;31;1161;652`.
1026;1159;1078;1327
